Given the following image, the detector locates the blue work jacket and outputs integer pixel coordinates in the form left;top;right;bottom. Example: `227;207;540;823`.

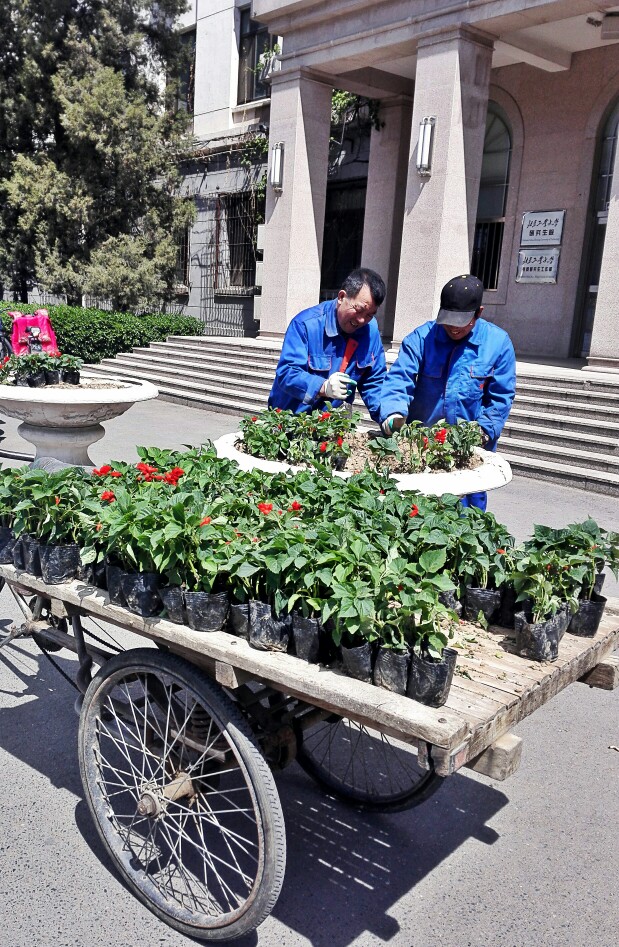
379;318;516;449
268;299;387;422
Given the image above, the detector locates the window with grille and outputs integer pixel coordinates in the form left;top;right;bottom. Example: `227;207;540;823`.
471;104;512;291
237;8;272;105
175;226;190;292
214;192;262;294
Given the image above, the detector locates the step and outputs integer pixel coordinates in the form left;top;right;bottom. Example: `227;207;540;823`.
137;345;280;374
165;335;283;357
508;406;619;438
500;452;619;497
498;435;619;474
515;369;619;395
89;362;271;409
500;420;619;455
514;381;619;409
148;339;282;367
99;354;275;392
513;394;619;422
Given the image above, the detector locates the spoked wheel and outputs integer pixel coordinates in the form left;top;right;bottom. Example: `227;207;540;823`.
78;649;286;942
295;714;444;812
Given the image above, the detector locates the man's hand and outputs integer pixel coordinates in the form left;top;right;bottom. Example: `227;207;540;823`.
381;414;406;436
321;372;351;400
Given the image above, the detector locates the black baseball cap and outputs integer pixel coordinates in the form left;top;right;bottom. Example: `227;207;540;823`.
436;274;484;327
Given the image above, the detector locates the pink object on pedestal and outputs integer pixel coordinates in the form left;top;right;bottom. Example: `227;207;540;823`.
11;309;59;355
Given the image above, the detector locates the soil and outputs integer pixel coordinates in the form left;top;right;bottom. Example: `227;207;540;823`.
238;430;483;475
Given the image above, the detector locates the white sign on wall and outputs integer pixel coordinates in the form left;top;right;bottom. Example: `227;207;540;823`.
516;247;561;284
520;210;565;246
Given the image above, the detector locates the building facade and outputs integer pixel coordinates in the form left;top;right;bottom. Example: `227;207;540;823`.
247;0;619;369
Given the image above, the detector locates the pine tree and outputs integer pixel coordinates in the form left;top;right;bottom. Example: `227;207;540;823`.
0;0;193;309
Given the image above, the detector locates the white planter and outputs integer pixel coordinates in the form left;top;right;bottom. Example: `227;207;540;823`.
0;375;159;465
213;432;512;496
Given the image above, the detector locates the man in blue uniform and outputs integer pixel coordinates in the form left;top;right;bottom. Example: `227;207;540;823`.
268;268;387;422
379;274;516;510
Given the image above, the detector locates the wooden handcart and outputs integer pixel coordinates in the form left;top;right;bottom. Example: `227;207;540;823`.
1;563;617;942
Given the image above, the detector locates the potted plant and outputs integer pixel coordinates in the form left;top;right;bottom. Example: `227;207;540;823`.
58;353;83;385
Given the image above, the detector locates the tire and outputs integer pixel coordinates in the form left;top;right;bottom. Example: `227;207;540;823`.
78;648;286;942
295;714;444;813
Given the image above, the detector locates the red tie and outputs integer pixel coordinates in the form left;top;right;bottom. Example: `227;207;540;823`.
339;338;358;374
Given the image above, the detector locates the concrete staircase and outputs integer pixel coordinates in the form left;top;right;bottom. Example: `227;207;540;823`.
89;337;619;495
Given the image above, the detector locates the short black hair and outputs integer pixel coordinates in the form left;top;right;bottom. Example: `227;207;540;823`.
341;268;386;308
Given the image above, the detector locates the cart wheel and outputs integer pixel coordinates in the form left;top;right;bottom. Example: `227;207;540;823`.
78;648;286;942
295;715;444;812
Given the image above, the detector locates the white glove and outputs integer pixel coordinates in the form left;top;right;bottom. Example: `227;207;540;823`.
323;372;351;400
381;414;406;436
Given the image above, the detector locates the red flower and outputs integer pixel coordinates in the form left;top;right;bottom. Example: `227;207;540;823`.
422;436;429;449
93;464;113;476
136;462;158;475
251;416;258;422
95;522;102;532
278;509;283;515
336;436;343;447
101;490;115;503
252;537;259;543
379;489;385;495
398;584;404;591
2;356;10;364
289;500;302;512
257;502;273;515
109;470;122;478
200;516;212;526
434;428;447;444
319;442;327;453
234;530;242;537
275;408;282;413
409;504;419;517
496;548;506;555
54;495;60;505
319;412;331;421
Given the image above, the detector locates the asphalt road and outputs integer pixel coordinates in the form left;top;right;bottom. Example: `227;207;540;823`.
0;399;617;947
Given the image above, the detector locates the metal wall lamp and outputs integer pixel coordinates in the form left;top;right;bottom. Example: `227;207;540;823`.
416;116;436;176
269;141;284;191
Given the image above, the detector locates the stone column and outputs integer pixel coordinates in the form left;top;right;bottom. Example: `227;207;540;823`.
587;138;619;371
361;95;413;341
391;27;493;347
259;69;333;338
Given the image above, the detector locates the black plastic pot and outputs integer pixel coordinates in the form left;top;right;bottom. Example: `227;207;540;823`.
341;641;374;683
292;612;322;663
439;588;462;617
568;593;607;638
593;572;606;596
0;527;15;563
105;562;127;607
27;371;46;388
497;584;518;628
407;647;458;708
373;647;410;695
463;586;502;623
61;368;81;385
44;368;61;385
22;535;43;576
160;586;185;624
39;542;80;584
228;602;249;639
515;605;570;662
12;534;26;571
15;376;30;387
184;590;229;632
120;571;161;617
248;600;290;652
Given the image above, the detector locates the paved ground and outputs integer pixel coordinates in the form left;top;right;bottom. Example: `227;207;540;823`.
0;398;617;947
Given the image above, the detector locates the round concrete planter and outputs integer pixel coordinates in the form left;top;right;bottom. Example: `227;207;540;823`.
213;432;512;496
0;374;159;465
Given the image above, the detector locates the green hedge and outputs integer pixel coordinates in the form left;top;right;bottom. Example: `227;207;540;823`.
0;302;203;363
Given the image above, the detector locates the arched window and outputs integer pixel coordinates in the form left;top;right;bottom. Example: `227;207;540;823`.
471;104;512;290
578;99;619;356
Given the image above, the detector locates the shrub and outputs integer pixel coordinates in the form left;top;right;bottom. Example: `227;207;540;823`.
0;302;203;363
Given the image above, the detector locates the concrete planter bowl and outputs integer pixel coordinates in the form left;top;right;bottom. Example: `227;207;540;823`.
213;432;513;496
0;375;159;465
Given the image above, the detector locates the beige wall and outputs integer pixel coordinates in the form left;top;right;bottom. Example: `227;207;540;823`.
484;46;619;358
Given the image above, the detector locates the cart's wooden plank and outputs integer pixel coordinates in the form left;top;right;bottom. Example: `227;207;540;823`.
465;733;523;781
0;567;468;750
578;655;619;690
460;628;619;764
